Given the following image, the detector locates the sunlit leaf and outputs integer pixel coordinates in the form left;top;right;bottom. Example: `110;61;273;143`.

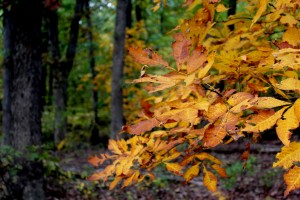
183;163;200;182
203;125;227;148
276;106;299;146
203;165;218;192
165;162;183;175
284;166;300;197
273;142;300;169
242;107;288;133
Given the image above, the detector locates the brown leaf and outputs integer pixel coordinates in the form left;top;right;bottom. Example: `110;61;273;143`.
172;33;192;70
203;125;227;148
128;47;169;67
122;118;160;135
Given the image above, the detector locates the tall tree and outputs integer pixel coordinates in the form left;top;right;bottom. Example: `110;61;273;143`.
52;0;84;145
2;0;45;199
110;0;130;138
84;0;101;145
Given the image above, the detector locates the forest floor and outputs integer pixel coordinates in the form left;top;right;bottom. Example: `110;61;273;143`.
46;138;300;200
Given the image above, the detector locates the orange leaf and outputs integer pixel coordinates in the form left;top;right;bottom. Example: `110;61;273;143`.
203;125;227;148
172;33;191;70
88;154;107;167
165;162;183;175
284;166;300;197
205;102;227;122
128;47;169;67
211;164;228;178
203;165;218;192
109;176;122;190
122;118;160;135
186;46;207;74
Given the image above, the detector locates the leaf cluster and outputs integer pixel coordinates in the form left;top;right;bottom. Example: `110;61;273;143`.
89;0;300;195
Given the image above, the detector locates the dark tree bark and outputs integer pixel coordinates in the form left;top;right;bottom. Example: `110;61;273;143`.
2;0;13;146
126;0;132;28
110;0;130;139
84;0;101;145
52;0;84;145
228;0;237;31
135;0;143;22
2;0;45;199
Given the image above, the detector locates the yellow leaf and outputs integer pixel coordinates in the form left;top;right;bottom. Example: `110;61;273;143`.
242;106;288;133
230;96;258;114
251;0;268;27
294;98;300;122
280;14;298;27
227;92;253;107
196;152;222;165
122;171;140;188
165;162;183;175
198;51;215;79
276;106;299;146
163;151;182;162
255;97;291;109
269;76;289;99
215;4;229;12
284;166;300;197
203;165;218;192
211;164;228;178
183;163;200;182
273;142;300;169
108;140;123;155
276;78;300;92
109;176;122;190
282;27;300;47
56;139;66;151
164;122;178;129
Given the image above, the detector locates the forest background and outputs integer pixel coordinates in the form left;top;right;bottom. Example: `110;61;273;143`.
1;0;300;199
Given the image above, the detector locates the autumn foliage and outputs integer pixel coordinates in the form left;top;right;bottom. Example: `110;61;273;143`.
89;0;300;196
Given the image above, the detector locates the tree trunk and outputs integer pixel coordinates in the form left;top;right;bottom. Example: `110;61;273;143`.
110;0;130;139
2;0;13;146
84;0;101;145
52;0;84;145
228;0;237;31
2;0;45;199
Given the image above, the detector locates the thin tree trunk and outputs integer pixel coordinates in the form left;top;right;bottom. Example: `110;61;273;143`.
53;0;84;145
135;1;142;22
110;0;130;139
84;0;101;145
228;0;237;31
2;0;44;199
2;1;13;146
